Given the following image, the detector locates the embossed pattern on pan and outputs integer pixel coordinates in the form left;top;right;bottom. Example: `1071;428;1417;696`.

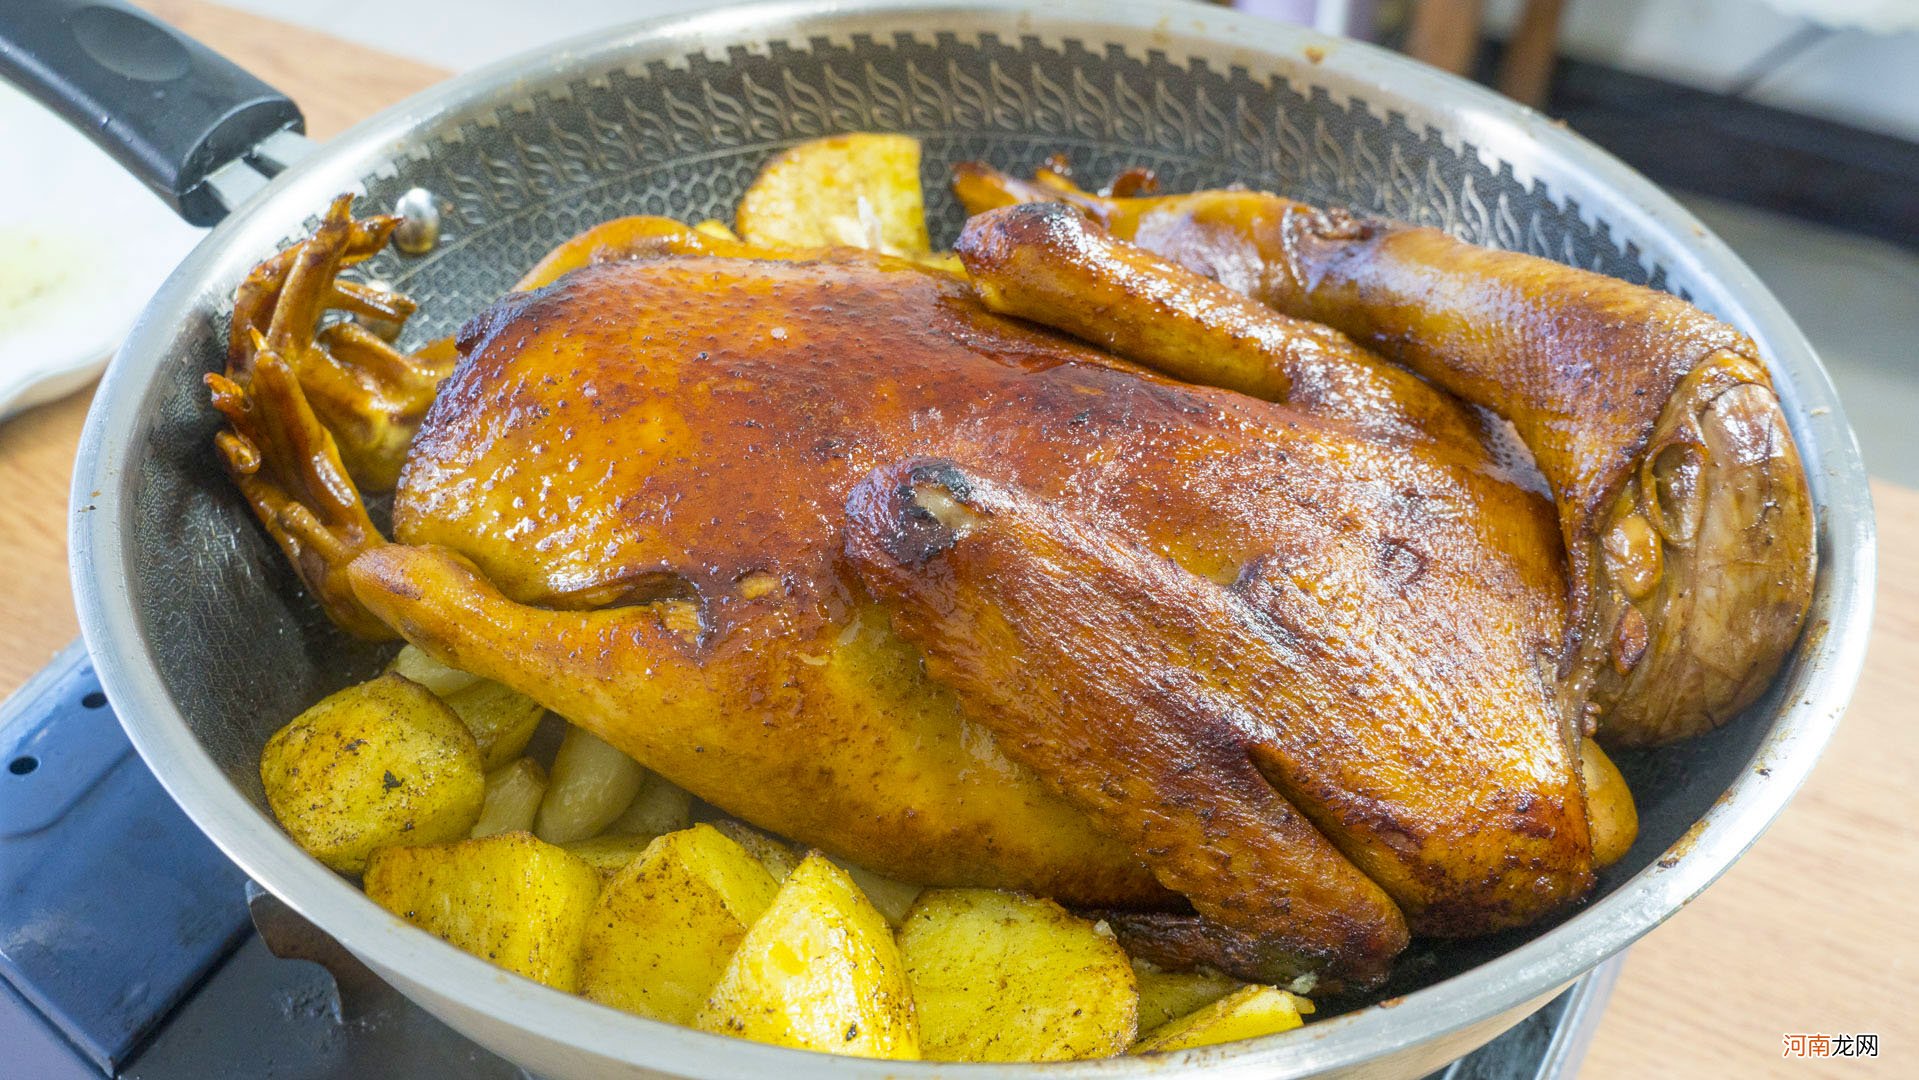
347;31;1677;345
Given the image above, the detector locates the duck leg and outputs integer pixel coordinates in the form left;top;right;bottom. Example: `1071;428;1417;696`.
343;541;1170;910
955;202;1488;451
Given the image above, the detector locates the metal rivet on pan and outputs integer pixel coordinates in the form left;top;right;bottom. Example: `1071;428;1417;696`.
391;188;442;255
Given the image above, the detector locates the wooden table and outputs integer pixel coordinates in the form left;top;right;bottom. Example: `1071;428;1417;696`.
2;5;1910;1075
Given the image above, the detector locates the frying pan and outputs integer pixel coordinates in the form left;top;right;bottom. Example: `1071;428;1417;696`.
3;0;1875;1075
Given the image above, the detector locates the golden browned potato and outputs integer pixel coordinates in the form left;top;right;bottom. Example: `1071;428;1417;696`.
534;725;646;844
608;770;692;836
898;888;1137;1062
918;251;967;276
1583;740;1640;868
696;853;919;1059
1131;985;1307;1053
260;673;484;874
388;643;482;696
441;682;545;770
578;825;779;1022
830;858;921;928
562;833;657;877
388;645;546;768
691;218;741;242
471;757;547;838
701;822;916;924
735;133;930;256
364;831;602;992
709;819;802;882
1132;960;1241;1033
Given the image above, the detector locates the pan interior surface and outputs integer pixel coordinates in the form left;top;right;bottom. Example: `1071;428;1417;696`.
75;2;1872;1077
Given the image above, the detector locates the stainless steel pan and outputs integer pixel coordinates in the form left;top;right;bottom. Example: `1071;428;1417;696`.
3;0;1874;1075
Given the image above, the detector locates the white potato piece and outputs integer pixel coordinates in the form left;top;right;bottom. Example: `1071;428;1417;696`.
471;758;548;838
735;133;930;257
388;645;546;768
709;819;802;882
1131;959;1241;1033
609;770;692;837
441;681;546;770
829;857;921;927
563;833;657;877
364;831;602;992
534;725;646;844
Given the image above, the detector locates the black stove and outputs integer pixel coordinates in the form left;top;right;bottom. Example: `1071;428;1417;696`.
1;644;1619;1079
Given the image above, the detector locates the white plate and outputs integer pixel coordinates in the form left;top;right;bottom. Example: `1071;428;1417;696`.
0;80;204;419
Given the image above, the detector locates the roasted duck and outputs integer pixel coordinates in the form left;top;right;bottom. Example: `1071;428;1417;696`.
208;141;1812;995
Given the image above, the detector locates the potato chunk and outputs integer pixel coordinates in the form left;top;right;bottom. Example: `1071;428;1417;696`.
1131;985;1307;1053
736;133;930;257
578;825;779;1023
562;833;656;877
697;853;919;1059
364;832;602;992
898;888;1136;1062
260;673;484;874
608;770;692;836
709;819;802;882
388;645;545;768
830;858;920;928
1132;960;1242;1033
471;758;548;838
534;725;646;843
705;822;918;925
1583;739;1639;868
387;643;482;696
441;681;546;770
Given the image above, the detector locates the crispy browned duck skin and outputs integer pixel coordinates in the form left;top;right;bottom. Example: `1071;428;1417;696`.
955;201;1493;452
845;460;1412;989
957;203;1636;882
956;205;1610;921
955;163;1816;746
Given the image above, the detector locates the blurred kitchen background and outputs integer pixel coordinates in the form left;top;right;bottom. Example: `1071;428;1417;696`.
5;0;1918;479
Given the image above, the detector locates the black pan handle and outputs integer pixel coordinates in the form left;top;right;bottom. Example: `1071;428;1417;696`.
0;0;304;224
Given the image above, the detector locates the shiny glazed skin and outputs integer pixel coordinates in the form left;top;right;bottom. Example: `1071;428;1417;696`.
366;256;1163;911
953;165;1816;746
334;252;1592;990
948;207;1594;943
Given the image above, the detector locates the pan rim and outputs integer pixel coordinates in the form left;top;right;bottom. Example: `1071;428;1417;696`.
68;0;1877;1075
